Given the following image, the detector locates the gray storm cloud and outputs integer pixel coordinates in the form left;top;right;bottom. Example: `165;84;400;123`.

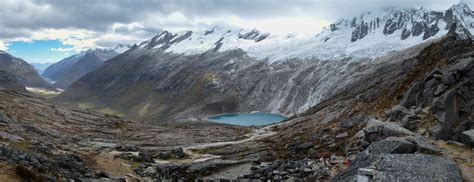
0;0;471;48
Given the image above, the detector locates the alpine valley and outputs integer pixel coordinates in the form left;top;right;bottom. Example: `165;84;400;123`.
0;2;473;182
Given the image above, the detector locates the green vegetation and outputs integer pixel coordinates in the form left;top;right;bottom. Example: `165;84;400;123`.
130;161;141;171
78;103;95;109
10;141;31;151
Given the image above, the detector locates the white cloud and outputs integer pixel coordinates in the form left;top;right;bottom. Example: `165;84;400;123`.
50;47;74;52
1;0;472;52
0;41;9;50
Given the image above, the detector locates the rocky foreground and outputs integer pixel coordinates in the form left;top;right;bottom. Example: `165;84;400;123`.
0;88;252;181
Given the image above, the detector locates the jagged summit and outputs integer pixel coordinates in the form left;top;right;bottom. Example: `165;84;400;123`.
137;24;272;54
449;22;473;40
132;3;473;62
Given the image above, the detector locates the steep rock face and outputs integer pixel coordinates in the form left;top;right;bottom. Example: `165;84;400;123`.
387;50;474;142
0;51;53;89
338;2;474;42
43;48;123;89
251;24;474;181
58;48;381;122
265;24;474;161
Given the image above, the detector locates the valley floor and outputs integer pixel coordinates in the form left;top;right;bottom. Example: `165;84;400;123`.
0;88;257;181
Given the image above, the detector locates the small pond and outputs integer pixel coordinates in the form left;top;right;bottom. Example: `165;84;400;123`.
208;112;288;126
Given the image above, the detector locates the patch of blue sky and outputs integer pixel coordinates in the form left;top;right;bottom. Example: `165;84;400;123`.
7;40;76;63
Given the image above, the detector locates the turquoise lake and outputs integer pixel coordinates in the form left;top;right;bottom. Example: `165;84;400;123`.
208;112;288;126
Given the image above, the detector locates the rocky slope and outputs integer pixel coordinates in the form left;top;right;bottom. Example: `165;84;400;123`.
58;3;474;123
262;24;474;181
0;51;53;90
0;71;26;92
43;47;128;89
170;24;473;181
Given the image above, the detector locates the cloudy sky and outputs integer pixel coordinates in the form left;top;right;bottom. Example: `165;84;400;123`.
0;0;471;63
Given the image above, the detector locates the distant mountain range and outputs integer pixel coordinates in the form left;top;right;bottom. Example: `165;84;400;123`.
57;3;474;123
31;62;53;74
43;45;130;89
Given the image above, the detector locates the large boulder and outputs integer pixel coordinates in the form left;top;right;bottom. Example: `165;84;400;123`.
361;119;414;144
432;89;462;140
334;137;461;181
333;154;462;182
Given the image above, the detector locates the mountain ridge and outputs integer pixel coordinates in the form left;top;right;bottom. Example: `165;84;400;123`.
58;3;474;123
0;51;54;90
129;3;474;62
43;46;130;89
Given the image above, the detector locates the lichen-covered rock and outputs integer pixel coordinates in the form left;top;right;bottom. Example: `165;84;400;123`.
333;154;462;182
334;137;461;182
362;119;414;144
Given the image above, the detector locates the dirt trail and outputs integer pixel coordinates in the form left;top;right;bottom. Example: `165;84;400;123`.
154;124;278;164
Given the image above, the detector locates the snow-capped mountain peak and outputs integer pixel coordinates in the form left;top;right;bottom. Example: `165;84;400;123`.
134;3;474;62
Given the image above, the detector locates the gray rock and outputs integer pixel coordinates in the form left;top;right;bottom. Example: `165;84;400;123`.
433;89;461;140
333;154;462;182
401;114;419;130
434;84;448;96
449;57;474;75
356;136;440;158
0;112;12;123
341;116;366;129
386;105;411;121
362;119;414;144
351;23;369;42
361;137;416;156
404;136;442;155
460;130;474;147
171;147;186;158
336;132;349;139
144;167;157;175
0;131;24;142
400;81;423;108
295;142;314;152
421;78;439;105
334;137;461;182
442;72;459;85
